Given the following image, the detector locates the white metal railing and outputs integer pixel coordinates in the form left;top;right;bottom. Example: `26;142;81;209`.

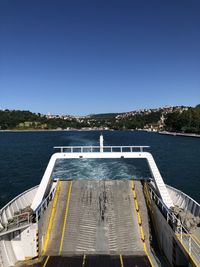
54;145;150;153
148;184;200;266
0;185;38;214
0;185;39;235
35;181;58;222
0;211;32;236
167;185;200;218
0;182;58;236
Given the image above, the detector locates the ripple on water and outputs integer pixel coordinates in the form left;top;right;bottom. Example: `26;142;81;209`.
0;130;199;207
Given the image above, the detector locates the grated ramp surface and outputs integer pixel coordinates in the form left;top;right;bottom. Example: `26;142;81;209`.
45;180;144;256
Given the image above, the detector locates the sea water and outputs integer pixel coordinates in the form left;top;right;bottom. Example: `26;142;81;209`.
0;130;199;207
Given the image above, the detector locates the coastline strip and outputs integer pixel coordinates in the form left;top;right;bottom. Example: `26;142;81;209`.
59;180;73;255
159;131;200;138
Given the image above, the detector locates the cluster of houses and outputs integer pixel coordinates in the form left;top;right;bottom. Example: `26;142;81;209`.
44;106;189;131
115;106;188;120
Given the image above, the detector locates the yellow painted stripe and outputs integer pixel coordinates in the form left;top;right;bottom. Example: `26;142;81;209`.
140;226;145;241
42;181;62;254
176;235;199;267
132;179;135;190
144;243;154;267
192;234;200;245
137;212;142;225
82;254;86;267
178;233;200;246
119;254;124;267
59;180;73;255
134;199;139;211
132;181;144;240
177;233;191;237
43;256;50;267
132;180;154;267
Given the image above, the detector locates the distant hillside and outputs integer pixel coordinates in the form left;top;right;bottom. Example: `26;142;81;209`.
89;113;124;119
165;105;200;133
0;110;79;130
0;105;199;133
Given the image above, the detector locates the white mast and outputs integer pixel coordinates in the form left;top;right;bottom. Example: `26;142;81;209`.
100;133;104;152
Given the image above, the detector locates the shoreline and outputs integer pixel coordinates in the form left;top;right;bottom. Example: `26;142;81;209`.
0;128;115;132
158;131;200;138
0;129;200;137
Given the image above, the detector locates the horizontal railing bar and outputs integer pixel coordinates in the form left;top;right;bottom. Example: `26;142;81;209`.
0;185;39;213
54;145;150;152
35;182;57;214
54;146;150;148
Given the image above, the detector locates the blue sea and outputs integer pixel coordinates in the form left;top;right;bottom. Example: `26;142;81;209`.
0;130;199;207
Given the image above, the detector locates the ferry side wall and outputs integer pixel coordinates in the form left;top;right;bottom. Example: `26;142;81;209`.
11;224;37;261
150;202;188;266
144;184;189;267
0;224;37;267
153;203;172;264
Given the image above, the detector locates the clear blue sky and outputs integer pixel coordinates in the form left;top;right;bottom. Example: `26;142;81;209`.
0;0;200;115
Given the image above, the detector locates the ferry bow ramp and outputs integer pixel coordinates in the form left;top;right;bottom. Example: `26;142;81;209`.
36;180;153;267
3;141;199;266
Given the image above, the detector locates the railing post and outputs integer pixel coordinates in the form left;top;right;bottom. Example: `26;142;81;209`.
36;210;38;223
45;199;47;209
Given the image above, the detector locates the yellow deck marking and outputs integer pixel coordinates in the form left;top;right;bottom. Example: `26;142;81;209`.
42;181;62;254
43;256;50;267
192;234;200;245
132;180;154;267
143;243;155;267
59;180;73;255
82;254;86;267
176;234;199;267
177;233;200;245
119;254;124;267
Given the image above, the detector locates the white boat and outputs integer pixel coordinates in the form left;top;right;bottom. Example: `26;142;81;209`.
0;135;199;267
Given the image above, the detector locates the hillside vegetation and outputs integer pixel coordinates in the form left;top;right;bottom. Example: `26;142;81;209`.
165;105;200;133
0;110;79;130
0;105;200;133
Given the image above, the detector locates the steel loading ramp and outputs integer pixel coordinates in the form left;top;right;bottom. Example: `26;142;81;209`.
19;255;152;267
36;180;154;267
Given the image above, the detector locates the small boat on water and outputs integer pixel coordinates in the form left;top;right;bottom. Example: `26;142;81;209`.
0;135;199;267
